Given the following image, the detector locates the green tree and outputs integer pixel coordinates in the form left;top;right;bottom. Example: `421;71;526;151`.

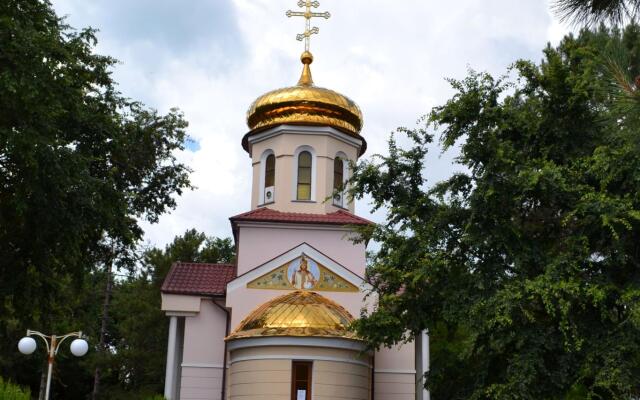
350;25;640;399
95;230;234;399
0;0;191;397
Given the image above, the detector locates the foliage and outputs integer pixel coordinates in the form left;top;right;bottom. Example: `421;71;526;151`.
601;23;640;117
552;0;640;124
0;377;30;400
350;24;640;399
553;0;640;25
0;0;192;397
94;230;234;399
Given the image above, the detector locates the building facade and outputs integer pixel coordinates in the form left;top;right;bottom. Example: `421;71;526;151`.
160;24;428;400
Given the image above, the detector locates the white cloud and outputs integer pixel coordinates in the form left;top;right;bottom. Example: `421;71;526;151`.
51;0;572;247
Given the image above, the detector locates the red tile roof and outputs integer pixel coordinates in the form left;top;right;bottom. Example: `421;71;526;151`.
161;262;236;296
230;208;374;226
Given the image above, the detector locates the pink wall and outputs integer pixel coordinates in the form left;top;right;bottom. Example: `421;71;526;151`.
375;343;416;370
223;221;415;390
182;299;227;365
236;224;366;277
179;299;228;400
230;223;369;330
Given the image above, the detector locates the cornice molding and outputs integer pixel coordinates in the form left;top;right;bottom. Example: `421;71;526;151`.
246;124;363;154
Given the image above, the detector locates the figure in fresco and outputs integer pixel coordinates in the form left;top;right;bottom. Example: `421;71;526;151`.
290;256;318;290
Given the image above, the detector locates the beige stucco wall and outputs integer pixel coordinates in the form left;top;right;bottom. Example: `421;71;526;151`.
180;366;223;400
374;343;416;400
227;344;371;400
374;371;416;400
248;128;361;214
228;359;291;400
230;345;370;366
314;360;370;400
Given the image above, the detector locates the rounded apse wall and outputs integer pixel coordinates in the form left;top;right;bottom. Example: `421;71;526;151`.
226;338;372;400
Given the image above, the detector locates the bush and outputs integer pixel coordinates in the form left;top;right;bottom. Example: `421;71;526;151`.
0;377;30;400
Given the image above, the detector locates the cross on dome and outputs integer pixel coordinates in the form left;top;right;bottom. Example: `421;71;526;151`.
286;0;330;53
243;1;364;140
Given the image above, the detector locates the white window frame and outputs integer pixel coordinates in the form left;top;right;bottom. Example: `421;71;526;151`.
259;149;275;205
333;152;349;207
292;145;317;201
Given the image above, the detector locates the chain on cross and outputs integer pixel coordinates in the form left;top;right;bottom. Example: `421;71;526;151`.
286;0;330;52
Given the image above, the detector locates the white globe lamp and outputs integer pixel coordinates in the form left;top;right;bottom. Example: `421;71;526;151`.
18;337;37;355
70;338;88;357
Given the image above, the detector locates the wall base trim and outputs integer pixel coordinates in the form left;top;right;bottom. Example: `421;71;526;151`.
181;363;224;369
375;369;416;374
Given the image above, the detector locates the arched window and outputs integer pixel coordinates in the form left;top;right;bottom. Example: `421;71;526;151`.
265;154;275;188
262;153;276;203
333;157;344;192
260;150;276;205
333;156;346;207
297;151;312;200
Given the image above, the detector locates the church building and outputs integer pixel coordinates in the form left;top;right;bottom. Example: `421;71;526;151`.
160;3;429;399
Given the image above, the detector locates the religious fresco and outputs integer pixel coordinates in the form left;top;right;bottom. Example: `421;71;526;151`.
247;255;358;292
288;256;320;289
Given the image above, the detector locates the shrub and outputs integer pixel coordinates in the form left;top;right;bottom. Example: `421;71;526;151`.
0;377;30;400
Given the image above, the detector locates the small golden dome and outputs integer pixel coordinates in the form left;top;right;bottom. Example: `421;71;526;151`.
226;290;359;341
245;52;363;136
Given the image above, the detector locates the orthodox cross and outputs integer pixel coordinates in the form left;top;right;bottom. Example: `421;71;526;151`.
286;0;330;52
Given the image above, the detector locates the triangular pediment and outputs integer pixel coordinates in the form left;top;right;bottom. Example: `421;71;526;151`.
227;243;368;293
247;254;358;292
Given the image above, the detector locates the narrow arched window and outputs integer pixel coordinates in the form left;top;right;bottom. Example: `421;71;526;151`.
297;151;312;200
333;157;344;192
265;154;275;188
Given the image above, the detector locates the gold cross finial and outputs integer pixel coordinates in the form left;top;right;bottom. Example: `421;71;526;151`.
286;0;330;53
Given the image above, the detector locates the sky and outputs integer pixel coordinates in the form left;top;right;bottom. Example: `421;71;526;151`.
50;0;572;249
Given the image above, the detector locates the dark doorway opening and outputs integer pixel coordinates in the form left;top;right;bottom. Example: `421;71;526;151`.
291;361;312;400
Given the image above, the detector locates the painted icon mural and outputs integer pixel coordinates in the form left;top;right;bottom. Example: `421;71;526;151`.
247;254;359;292
288;256;319;289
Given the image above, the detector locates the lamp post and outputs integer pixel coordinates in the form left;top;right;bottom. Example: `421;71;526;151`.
18;330;89;400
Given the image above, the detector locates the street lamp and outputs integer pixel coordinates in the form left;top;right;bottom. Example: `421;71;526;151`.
18;329;89;400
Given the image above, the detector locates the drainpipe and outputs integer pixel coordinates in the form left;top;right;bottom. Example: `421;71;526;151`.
213;300;231;400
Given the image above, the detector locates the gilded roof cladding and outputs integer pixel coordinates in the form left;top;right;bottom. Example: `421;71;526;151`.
246;85;363;135
225;290;359;341
245;52;363;136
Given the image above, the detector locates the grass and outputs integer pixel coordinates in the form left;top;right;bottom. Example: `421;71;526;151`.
0;376;30;400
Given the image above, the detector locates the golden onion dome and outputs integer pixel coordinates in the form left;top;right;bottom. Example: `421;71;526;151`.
245;51;363;136
226;290;359;341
